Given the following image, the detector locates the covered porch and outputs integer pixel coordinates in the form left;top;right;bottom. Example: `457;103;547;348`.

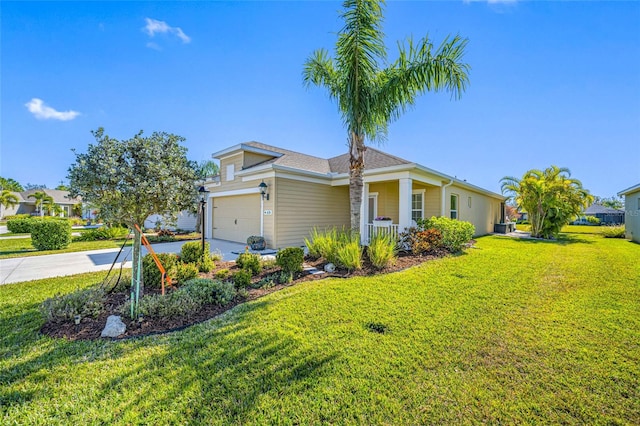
358;177;448;244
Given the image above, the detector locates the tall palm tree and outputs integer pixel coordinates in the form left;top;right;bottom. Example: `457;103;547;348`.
1;189;19;219
28;191;54;217
303;0;470;232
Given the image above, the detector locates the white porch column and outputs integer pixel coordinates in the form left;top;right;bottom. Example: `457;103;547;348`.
360;183;369;245
205;196;213;239
398;178;412;232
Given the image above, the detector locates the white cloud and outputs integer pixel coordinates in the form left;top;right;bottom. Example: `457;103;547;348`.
146;42;162;51
143;18;191;44
25;98;80;121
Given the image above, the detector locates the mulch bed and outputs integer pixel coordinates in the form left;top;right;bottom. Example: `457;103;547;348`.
40;250;450;341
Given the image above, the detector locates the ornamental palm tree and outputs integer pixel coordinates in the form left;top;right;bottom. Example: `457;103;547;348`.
303;0;470;232
1;189;19;219
501;166;592;239
28;191;54;217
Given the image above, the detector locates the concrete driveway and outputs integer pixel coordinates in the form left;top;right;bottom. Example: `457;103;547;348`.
0;238;250;285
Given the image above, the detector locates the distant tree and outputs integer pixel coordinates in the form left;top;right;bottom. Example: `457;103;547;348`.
28;191;54;217
505;204;519;221
55;181;70;191
68;128;198;316
593;195;624;210
196;160;220;180
1;190;20;218
304;0;469;232
25;183;47;190
501;166;593;239
0;177;24;192
72;203;83;217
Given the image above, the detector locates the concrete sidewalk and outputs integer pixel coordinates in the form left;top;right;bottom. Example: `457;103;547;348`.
0;239;247;285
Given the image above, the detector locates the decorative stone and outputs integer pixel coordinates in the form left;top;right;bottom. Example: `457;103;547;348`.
261;254;276;261
324;263;336;273
101;315;126;338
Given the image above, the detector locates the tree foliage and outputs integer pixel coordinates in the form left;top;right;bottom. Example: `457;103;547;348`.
0;177;24;192
28;191;54;217
68;128;198;228
303;0;469;231
593;195;624;210
1;189;20;218
501;166;593;239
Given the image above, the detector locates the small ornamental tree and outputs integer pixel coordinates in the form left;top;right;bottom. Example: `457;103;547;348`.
501;166;593;239
68;128;198;317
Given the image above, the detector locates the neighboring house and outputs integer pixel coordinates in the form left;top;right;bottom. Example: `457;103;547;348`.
580;204;626;225
1;189;80;218
618;183;640;243
144;211;198;232
201;142;506;249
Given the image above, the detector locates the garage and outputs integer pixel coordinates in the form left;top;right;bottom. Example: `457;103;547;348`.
212;194;261;243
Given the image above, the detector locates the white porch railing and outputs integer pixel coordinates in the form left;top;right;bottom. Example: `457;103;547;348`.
363;223;400;245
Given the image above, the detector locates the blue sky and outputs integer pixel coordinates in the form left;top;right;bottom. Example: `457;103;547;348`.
2;1;639;198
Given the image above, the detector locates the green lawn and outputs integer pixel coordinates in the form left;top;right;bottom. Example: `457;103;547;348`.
0;238;133;259
1;234;638;424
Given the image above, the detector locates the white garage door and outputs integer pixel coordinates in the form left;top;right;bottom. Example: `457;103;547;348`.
212;195;261;243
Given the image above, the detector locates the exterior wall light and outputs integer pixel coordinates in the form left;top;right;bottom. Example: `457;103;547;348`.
259;181;269;200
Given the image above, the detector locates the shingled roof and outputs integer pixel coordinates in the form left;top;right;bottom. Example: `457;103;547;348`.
584;204;624;215
21;189;80;204
328;147;411;174
240;142;412;175
242;142;331;174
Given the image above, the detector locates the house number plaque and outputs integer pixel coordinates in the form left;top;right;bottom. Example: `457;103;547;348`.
263;210;273;215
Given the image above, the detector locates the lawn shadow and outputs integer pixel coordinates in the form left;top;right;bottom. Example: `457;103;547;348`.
495;234;595;245
96;301;338;423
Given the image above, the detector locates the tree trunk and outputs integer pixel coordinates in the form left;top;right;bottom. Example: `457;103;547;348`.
349;132;366;233
131;226;143;318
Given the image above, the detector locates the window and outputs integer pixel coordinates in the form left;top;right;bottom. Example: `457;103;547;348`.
367;194;378;223
637;197;640;210
411;191;424;223
450;194;458;219
226;164;235;181
468;196;472;208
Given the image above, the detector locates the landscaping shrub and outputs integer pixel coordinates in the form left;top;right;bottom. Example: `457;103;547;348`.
276;247;304;279
127;291;199;319
180;241;209;264
419;217;474;253
104;269;132;293
198;254;215;273
3;214;31;221
399;227;443;255
74;226;129;241
236;252;261;276
7;217;36;233
232;269;252;289
211;249;223;262
586;216;601;225
40;286;105;323
182;278;236;305
176;262;199;284
602;225;625;238
142;253;178;289
336;233;362;271
31;219;72;250
367;233;397;269
157;229;175;237
305;227;351;265
215;268;230;280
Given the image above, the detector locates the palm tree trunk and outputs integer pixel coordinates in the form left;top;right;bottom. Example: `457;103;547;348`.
349;132;366;233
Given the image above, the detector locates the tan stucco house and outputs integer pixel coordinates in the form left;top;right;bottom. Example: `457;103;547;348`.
618;183;640;243
201;142;506;249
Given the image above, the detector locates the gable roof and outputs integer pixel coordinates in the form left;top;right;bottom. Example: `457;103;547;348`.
242;142;331;174
20;189;80;204
328;147;411;173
